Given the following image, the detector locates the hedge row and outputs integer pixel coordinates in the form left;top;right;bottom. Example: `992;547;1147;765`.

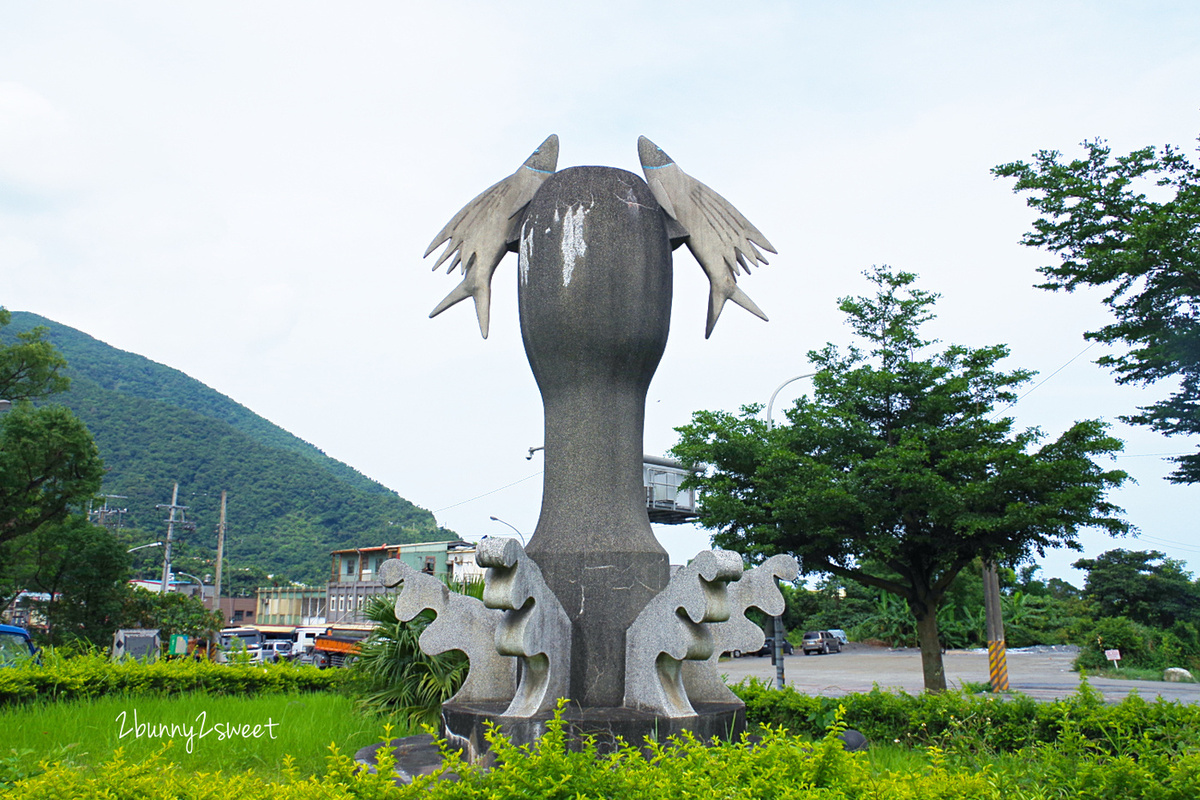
8;703;1200;799
732;677;1200;755
0;651;349;705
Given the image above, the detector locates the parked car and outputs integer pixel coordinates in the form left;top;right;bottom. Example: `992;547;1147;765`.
827;629;849;645
755;637;794;657
801;630;842;655
256;640;294;663
0;624;38;666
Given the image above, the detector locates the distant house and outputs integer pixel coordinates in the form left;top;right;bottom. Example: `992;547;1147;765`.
128;578;257;626
326;539;478;624
1;590;54;629
257;586;327;626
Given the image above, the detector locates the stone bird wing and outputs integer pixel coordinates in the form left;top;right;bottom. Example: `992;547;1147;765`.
425;134;559;338
638;136;776;338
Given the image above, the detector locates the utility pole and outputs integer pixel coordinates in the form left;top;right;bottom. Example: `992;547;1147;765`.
88;495;129;530
983;561;1010;692
214;490;227;623
156;483;187;595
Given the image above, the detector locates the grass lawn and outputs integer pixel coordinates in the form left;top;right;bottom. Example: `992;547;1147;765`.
0;691;400;780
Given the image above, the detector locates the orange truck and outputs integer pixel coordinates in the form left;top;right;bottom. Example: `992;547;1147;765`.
309;632;362;668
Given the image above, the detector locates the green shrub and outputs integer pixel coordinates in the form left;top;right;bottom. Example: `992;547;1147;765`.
733;678;1200;756
10;700;1200;799
1075;616;1162;671
0;650;348;706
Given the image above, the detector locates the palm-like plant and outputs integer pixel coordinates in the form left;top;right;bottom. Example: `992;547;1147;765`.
350;579;482;728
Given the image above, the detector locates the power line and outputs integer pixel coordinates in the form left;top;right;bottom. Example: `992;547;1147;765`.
991;343;1095;419
1135;534;1200;555
433;471;543;513
1114;451;1192;458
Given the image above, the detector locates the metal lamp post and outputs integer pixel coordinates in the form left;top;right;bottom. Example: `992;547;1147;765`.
764;372;817;690
488;515;527;545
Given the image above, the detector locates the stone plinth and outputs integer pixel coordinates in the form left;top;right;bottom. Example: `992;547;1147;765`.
441;700;745;764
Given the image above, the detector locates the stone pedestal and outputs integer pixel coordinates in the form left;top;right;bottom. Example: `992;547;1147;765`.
442;700;745;764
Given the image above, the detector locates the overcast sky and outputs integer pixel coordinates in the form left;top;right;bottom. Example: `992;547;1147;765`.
3;1;1198;586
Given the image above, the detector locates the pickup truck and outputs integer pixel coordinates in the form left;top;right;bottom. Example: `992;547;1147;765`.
0;624;39;666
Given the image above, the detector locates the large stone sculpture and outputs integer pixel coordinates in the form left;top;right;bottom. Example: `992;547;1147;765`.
476;537;572;717
623;549;744;717
403;136;792;759
378;559;515;704
681;554;800;704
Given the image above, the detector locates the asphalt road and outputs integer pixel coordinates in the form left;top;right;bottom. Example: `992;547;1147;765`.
718;643;1200;703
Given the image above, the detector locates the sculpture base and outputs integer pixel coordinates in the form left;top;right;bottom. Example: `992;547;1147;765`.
441;700;746;764
354;735;458;785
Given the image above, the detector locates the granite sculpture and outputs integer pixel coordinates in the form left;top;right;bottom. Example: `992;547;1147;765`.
623;548;744;717
476;537;572;717
636;136;776;337
681;554;800;704
378;558;515;704
426;134;560;338
404;135;786;757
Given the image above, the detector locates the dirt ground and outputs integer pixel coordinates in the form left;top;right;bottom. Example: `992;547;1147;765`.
718;643;1200;703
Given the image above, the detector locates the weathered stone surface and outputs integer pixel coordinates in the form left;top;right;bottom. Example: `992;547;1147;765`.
683;553;799;704
425;134;559;338
379;558;515;704
477;537;572;717
441;700;745;764
1164;667;1195;682
354;735;459;784
637;136;776;338
624;549;744;717
518;166;673;707
840;729;869;752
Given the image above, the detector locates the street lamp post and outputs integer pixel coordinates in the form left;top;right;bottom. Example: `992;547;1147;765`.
488;515;527;545
764;372;817;690
0;399;11;412
127;542;165;553
174;571;205;599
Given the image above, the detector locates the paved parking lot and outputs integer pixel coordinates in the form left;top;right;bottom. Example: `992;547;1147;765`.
718;643;1200;703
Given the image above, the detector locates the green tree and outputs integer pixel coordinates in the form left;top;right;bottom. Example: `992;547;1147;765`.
0;308;70;402
994;138;1200;483
0;309;105;549
672;268;1129;691
1073;548;1200;629
119;586;224;642
19;515;131;646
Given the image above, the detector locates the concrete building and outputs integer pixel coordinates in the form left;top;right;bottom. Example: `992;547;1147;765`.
257;587;327;626
326;539;477;624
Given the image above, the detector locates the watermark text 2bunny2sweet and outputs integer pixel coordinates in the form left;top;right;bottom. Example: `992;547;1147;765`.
116;709;279;754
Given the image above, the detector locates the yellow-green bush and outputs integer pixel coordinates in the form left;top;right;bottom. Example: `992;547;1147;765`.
10;703;1200;799
0;650;348;706
734;678;1200;757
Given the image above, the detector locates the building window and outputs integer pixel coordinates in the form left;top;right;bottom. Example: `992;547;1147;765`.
423;556;436;574
233;610;243;622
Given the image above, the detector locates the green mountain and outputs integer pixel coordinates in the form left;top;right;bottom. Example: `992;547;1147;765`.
6;311;447;584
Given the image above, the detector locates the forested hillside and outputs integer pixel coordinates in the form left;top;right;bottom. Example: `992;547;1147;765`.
7;312;448;584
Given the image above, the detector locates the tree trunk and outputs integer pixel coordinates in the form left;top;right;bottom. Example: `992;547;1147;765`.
914;607;947;692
